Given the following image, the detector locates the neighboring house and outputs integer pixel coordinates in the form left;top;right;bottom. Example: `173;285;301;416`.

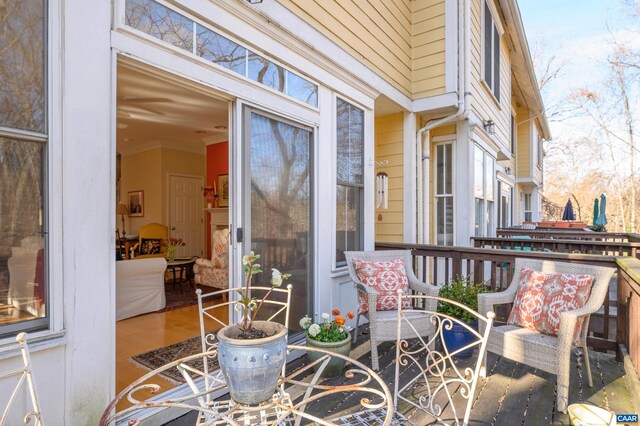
0;0;549;423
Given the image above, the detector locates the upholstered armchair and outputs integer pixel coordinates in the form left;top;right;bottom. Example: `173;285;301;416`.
193;228;229;290
131;223;168;259
478;258;615;413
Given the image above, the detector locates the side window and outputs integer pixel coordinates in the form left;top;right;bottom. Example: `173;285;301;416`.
474;145;495;237
335;98;364;266
435;143;454;245
0;0;49;337
483;1;501;101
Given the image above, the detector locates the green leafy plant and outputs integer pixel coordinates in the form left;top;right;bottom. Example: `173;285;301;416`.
437;275;491;324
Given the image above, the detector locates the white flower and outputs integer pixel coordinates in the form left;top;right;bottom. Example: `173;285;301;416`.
299;315;312;330
308;323;321;337
339;327;344;333
271;268;283;287
321;313;330;321
242;251;255;265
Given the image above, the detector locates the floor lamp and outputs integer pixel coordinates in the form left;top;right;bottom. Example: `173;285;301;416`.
117;202;129;238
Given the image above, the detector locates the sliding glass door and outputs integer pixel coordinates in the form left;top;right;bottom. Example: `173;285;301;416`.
242;107;313;335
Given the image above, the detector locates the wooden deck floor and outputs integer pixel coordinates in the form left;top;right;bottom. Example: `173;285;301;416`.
166;334;636;425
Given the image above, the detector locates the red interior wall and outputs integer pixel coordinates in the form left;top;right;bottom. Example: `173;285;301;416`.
206;142;228;258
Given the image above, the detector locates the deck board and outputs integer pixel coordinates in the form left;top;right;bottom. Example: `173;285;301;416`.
165;341;634;426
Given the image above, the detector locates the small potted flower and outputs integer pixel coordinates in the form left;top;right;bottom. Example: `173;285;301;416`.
437;275;490;359
300;309;354;377
216;252;292;405
162;237;185;262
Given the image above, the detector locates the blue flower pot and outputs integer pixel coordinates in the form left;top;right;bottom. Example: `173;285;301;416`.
442;319;478;359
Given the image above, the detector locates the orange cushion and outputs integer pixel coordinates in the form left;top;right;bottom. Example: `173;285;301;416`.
353;258;412;313
508;267;594;344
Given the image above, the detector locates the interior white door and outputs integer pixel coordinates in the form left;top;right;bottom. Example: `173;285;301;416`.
169;174;204;258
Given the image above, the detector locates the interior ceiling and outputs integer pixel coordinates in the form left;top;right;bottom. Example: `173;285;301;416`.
116;64;229;154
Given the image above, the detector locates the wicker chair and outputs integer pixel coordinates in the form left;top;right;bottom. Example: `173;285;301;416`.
478;258;615;413
345;250;439;371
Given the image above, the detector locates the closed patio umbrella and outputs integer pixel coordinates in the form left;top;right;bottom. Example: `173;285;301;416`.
562;198;575;221
592;198;599;226
595;193;607;227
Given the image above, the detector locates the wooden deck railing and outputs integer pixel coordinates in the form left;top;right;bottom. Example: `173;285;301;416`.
472;236;640;258
617;257;640;378
497;229;640;242
375;242;620;354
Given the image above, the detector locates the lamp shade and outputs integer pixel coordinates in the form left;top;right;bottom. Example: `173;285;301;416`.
116;202;129;215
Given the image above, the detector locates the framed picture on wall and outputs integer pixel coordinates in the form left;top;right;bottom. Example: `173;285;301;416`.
218;174;229;207
128;190;144;217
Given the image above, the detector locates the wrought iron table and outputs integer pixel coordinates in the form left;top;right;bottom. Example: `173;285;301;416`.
100;344;394;425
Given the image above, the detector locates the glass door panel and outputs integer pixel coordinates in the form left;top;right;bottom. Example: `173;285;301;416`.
244;108;313;335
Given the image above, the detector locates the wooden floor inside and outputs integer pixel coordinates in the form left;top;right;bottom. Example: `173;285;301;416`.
116;301;227;411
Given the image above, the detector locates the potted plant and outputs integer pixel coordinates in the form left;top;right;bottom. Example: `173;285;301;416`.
437;275;490;359
216;252;292;405
300;309;354;377
162;237;185;262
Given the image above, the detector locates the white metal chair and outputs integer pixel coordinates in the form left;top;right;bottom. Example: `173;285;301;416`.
394;291;494;426
478;258;615;413
1;333;43;426
177;285;293;424
345;250;440;370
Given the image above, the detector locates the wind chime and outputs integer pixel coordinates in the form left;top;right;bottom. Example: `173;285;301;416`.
376;171;388;209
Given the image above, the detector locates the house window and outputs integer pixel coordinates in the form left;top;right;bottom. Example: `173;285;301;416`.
524;193;532;222
0;0;49;337
335;98;364;266
510;113;516;154
483;0;500;101
474;145;495;237
435;143;454;245
498;181;512;229
536;134;543;168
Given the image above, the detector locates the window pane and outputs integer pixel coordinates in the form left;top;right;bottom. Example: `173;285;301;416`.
126;0;194;51
486;200;494;236
286;72;318;107
248;52;285;92
474;146;484;198
436;145;444;195
486;156;494;201
510;114;516;153
493;26;500;100
336;98;364;185
196;24;246;74
336;184;361;265
483;1;492;87
445;143;452;194
475;198;484;237
445;196;454;245
0;137;46;328
436;197;444;245
0;0;46;133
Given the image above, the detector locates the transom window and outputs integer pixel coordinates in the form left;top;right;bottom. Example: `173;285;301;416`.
0;0;49;337
124;0;318;107
335;98;364;266
474;145;495;237
483;0;501;101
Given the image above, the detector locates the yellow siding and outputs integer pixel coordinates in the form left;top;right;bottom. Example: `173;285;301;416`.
412;0;447;98
375;113;404;242
278;0;413;95
516;106;531;178
469;0;511;154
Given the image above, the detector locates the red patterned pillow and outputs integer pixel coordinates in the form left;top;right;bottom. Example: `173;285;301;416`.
508;267;594;344
352;258;412;313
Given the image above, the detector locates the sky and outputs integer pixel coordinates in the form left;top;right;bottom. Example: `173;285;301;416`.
518;0;639;141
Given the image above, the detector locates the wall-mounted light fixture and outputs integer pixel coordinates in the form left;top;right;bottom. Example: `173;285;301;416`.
504;167;512;175
483;119;496;135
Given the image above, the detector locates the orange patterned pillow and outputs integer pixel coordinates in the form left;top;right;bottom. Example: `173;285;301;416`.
508;267;594;344
353;258;412;313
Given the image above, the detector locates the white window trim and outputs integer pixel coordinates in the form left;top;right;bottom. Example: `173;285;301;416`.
474;145;496;237
524;193;533;222
434;140;455;246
